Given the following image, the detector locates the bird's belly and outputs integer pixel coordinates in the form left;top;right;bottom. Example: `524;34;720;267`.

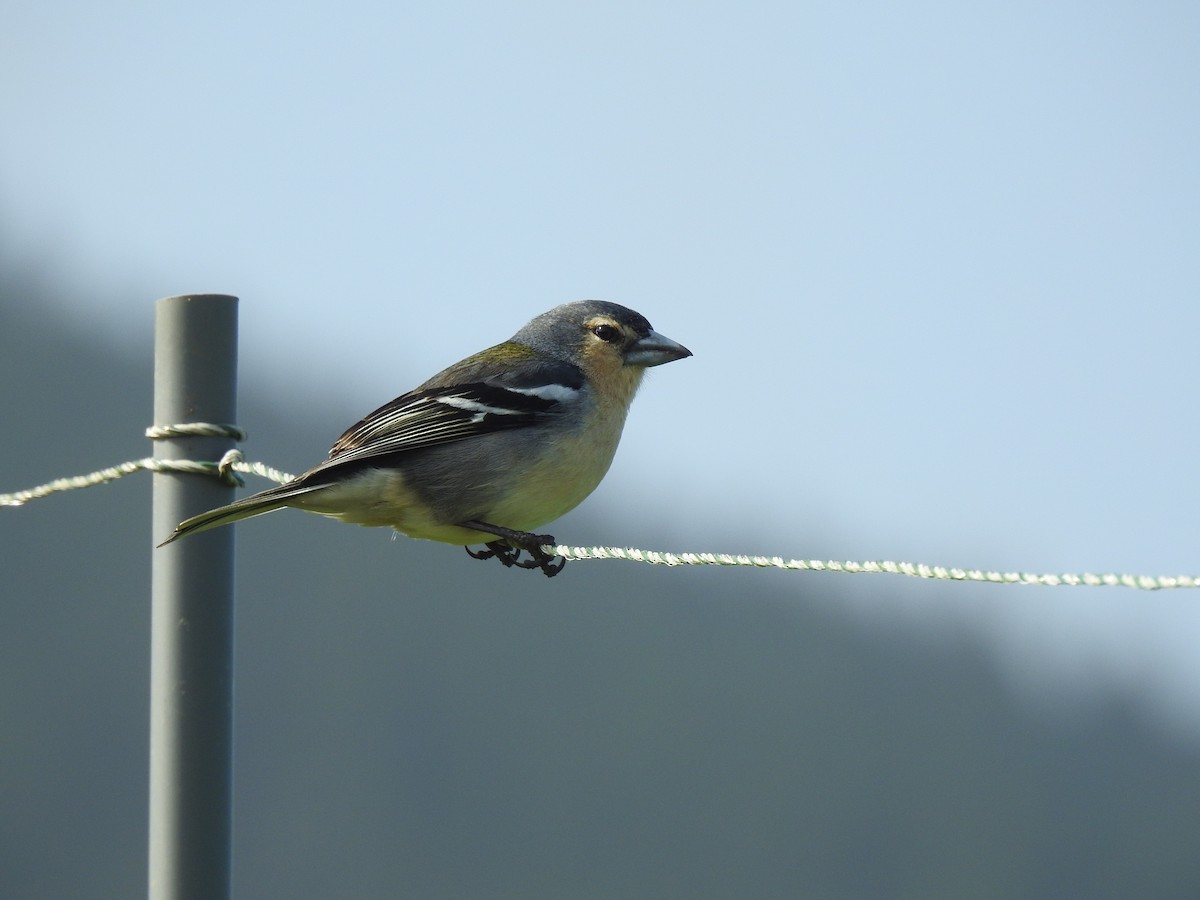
291;429;620;546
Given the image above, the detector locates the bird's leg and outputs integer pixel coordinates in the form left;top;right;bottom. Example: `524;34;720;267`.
459;520;566;577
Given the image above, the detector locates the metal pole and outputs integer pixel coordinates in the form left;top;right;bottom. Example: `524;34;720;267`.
149;295;239;900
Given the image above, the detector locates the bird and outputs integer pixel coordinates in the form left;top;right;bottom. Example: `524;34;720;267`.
158;300;692;576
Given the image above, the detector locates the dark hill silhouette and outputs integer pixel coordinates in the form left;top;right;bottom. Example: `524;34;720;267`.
3;265;1198;898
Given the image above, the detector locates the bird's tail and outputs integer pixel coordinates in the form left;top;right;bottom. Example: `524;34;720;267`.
157;483;330;547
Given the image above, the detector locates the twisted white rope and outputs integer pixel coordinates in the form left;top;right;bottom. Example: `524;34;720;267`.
548;546;1198;590
0;454;296;506
145;422;247;441
3;424;1196;590
0;424;290;506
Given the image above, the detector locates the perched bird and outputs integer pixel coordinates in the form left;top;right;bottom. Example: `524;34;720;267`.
158;300;692;575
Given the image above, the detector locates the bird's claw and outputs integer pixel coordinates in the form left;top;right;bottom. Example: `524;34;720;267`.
464;534;565;577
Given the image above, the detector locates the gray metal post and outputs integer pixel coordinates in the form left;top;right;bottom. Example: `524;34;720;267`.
150;295;239;900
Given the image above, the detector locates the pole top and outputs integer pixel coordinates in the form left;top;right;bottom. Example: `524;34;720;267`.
157;293;239;306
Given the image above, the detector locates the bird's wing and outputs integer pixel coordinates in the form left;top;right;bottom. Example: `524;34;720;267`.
322;356;585;469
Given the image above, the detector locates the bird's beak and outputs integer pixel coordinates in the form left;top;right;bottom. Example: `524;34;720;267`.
624;329;693;367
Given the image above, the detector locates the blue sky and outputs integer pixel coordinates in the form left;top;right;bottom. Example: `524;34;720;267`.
4;2;1199;734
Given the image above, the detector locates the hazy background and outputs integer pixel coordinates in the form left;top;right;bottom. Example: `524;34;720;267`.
3;2;1199;897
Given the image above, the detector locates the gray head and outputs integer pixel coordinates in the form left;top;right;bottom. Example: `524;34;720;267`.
512;300;692;369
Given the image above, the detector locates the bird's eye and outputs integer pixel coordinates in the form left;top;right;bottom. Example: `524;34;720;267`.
591;323;622;343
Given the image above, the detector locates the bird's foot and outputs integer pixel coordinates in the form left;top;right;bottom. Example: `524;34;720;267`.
461;522;565;577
